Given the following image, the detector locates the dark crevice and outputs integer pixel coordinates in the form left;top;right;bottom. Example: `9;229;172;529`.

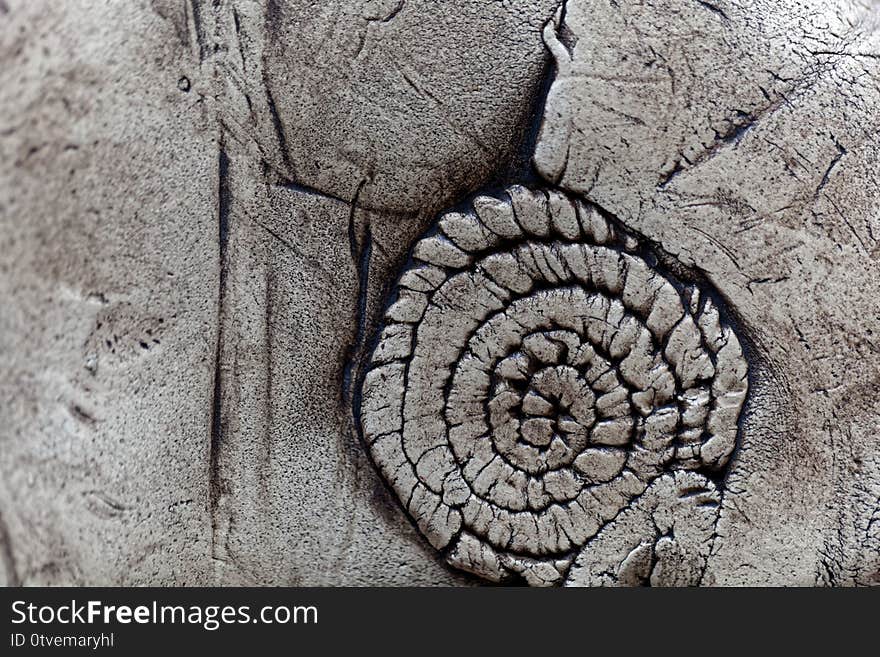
658;107;773;189
231;5;241;34
218;148;231;261
555;1;578;54
695;0;729;22
270;177;349;207
261;70;294;175
381;0;406;23
209;142;231;555
343;179;373;409
814;136;847;199
487;41;558;190
347;179;369;263
0;511;19;586
189;0;208;62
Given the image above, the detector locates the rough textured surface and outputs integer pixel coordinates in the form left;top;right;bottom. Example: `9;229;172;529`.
361;187;748;584
536;0;880;586
0;0;217;586
1;0;879;585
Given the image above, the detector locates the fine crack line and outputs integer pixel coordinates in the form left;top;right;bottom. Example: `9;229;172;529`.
814;137;847;199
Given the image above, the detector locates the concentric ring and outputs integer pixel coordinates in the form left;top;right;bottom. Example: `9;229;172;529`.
360;186;748;584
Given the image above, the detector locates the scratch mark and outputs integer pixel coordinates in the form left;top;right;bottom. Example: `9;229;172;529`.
83;490;128;517
691;225;741;268
399;67;493;155
656;68;826;190
825;194;868;253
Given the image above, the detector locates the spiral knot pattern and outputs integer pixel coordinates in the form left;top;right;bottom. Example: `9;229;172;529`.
360;186;748;585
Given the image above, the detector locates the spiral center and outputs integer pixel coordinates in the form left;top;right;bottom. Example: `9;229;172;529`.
486;322;636;483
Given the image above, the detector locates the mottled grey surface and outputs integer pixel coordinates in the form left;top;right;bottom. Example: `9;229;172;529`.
0;0;878;585
536;0;880;585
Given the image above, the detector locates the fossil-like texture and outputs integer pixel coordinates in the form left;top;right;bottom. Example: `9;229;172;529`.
361;186;748;584
2;0;878;586
0;0;562;586
536;0;880;586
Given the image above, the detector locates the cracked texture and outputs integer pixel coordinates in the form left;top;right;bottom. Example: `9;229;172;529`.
2;0;878;586
361;186;748;584
536;0;880;586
